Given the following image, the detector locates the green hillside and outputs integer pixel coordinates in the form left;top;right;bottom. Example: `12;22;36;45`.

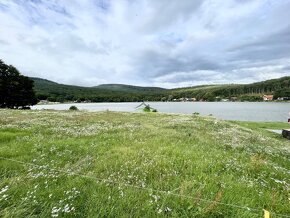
168;77;290;101
31;76;290;102
31;78;164;102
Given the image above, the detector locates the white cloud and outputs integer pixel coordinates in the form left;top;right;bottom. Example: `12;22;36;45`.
0;0;290;87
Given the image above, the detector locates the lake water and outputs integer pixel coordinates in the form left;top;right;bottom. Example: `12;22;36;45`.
32;102;290;122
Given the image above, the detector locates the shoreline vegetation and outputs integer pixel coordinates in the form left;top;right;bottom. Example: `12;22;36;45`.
36;100;290;105
0;109;289;217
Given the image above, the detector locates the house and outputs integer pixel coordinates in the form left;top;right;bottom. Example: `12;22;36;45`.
263;95;273;101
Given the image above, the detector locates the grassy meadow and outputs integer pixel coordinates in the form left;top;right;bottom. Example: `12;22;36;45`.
0;109;289;217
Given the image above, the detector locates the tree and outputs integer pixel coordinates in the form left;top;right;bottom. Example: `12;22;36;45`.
0;59;37;108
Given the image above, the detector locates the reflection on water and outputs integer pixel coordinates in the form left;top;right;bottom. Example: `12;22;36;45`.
32;102;290;122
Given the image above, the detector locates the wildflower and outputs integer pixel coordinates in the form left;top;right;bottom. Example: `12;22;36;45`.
0;186;9;194
165;207;172;212
63;204;70;213
1;194;8;200
51;207;61;217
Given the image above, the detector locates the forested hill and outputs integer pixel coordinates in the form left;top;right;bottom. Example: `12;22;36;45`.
31;76;290;102
169;76;290;101
31;77;166;102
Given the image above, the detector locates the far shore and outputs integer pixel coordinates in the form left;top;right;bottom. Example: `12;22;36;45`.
36;100;290;105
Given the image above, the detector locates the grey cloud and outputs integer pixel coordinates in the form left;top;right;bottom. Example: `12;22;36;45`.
154;70;221;83
23;34;109;58
282;66;290;71
133;49;221;80
0;2;8;11
0;39;9;45
244;27;290;48
141;0;204;31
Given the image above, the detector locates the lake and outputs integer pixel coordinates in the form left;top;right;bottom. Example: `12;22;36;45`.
32;102;290;122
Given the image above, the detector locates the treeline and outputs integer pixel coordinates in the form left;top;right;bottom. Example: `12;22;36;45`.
165;77;290;101
0;60;37;108
32;78;164;102
32;76;290;102
39;92;163;103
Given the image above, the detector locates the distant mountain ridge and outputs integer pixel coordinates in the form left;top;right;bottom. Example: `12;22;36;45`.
31;77;166;92
31;77;166;102
30;76;290;102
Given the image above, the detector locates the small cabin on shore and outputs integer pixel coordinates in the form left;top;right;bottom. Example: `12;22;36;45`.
263;95;273;101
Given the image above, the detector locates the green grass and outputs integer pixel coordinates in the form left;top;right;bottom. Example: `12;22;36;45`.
230;121;290;139
0;110;289;217
230;121;290;130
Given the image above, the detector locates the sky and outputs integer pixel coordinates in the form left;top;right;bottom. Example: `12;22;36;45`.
0;0;290;88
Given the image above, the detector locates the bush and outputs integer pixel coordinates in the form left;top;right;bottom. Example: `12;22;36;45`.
69;105;78;111
143;105;151;112
152;109;158;112
193;112;200;116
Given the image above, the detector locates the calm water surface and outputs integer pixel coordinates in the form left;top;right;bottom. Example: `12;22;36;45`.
32;102;290;122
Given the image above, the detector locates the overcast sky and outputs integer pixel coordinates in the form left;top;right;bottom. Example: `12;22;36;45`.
0;0;290;88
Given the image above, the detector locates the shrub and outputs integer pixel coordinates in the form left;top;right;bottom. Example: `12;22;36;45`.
143;105;151;112
193;112;200;116
152;109;158;112
69;105;78;111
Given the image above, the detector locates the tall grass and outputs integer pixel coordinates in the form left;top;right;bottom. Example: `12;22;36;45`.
0;109;289;217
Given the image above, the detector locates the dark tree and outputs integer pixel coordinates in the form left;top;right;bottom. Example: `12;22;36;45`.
0;59;37;109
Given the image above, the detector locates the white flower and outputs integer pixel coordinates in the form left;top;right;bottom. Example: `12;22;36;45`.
165;207;172;212
63;204;70;213
0;186;9;194
51;207;61;217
